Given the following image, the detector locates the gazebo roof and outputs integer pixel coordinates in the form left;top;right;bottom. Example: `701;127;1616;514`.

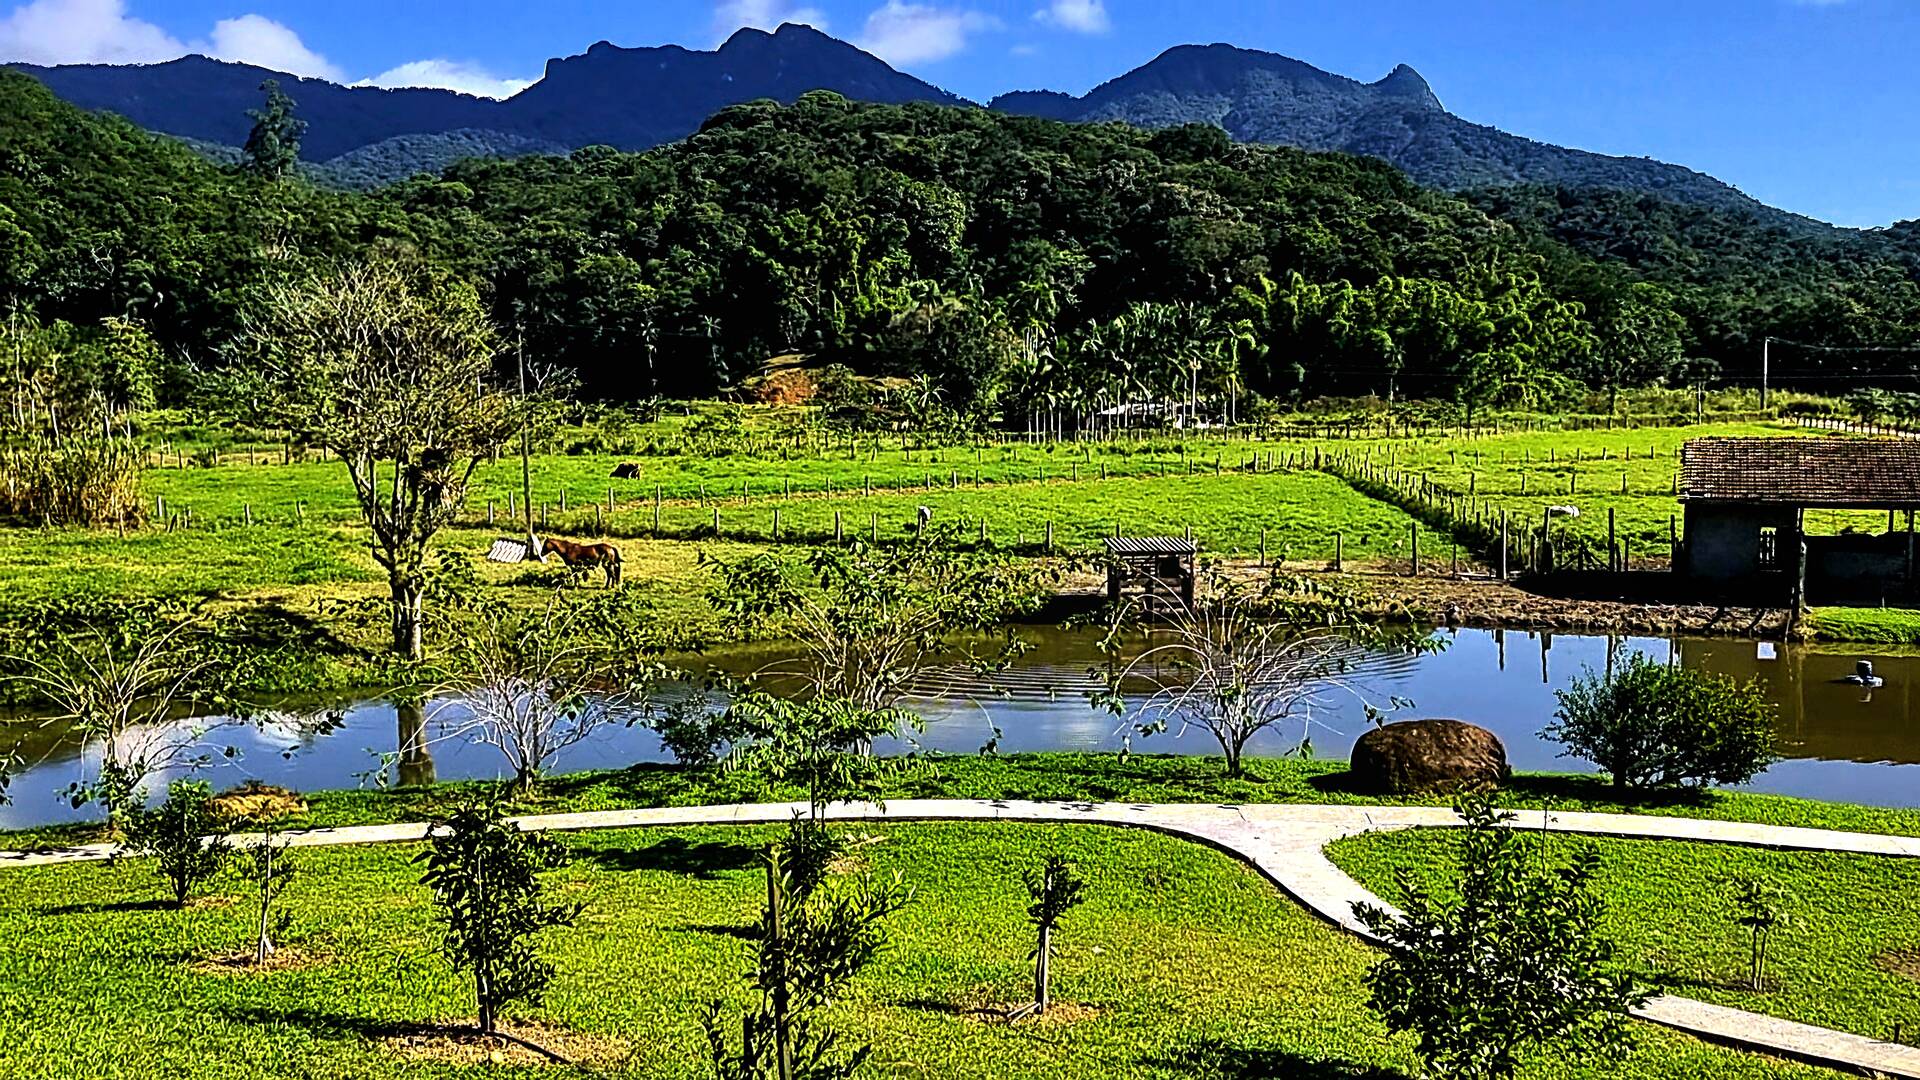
1680;437;1920;508
1103;536;1198;557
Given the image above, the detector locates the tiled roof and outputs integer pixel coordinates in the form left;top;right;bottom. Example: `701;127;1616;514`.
1680;437;1920;506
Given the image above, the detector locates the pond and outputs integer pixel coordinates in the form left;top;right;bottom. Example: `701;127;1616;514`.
3;627;1918;829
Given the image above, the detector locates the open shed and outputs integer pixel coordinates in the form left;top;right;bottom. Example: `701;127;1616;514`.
1104;536;1197;613
1678;437;1920;606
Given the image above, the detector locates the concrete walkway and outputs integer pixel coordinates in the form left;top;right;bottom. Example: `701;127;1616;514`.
7;799;1918;1078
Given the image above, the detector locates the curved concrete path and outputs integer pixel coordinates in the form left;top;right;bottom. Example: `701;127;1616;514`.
7;800;1919;1078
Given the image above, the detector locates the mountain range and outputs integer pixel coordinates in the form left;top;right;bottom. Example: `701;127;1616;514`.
8;22;1794;223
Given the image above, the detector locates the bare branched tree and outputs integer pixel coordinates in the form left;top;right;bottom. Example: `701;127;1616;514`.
5;605;249;821
1098;572;1434;777
245;256;516;658
435;584;664;792
705;525;1048;726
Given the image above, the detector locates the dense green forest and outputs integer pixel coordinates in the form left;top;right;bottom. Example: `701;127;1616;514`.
3;69;1917;424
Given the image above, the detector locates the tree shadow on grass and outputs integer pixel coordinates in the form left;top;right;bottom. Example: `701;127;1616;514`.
573;835;760;878
221;1005;451;1041
39;898;175;916
1144;1038;1410;1079
1304;768;1718;813
663;922;760;943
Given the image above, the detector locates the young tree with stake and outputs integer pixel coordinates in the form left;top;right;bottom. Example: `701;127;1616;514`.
1730;875;1788;993
414;804;579;1046
1018;855;1086;1019
244;819;298;964
705;841;911;1080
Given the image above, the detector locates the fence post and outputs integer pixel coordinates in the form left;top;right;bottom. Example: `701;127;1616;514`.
1045;521;1054;552
654;486;663;534
772;507;780;541
1334;532;1343;572
1499;511;1509;580
1259;528;1267;567
1410;523;1420;576
712;506;720;536
1608;508;1617;573
835;510;844;543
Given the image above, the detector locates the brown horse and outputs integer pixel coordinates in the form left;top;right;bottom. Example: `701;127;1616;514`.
539;536;623;587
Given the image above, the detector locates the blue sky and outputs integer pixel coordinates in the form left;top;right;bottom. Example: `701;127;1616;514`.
3;0;1916;226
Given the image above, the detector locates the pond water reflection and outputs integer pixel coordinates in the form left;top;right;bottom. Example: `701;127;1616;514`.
3;627;1917;829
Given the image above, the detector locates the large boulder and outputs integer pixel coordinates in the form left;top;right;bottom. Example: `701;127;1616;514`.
1350;719;1509;795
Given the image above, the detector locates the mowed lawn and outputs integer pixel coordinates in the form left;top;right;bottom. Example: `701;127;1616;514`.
0;823;1851;1080
1328;828;1920;1045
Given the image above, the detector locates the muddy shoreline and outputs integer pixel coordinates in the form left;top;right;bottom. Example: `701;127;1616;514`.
1050;561;1800;641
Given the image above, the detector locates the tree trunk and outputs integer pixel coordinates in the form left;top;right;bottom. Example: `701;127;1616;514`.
255;851;276;964
390;574;425;659
1035;923;1052;1014
396;700;436;787
478;967;494;1035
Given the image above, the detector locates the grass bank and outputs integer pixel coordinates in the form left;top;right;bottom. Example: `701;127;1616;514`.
1804;607;1920;645
0;821;1851;1079
1328;829;1920;1047
8;754;1919;853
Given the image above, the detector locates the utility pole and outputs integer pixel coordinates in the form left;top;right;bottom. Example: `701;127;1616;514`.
1761;337;1770;410
518;337;538;559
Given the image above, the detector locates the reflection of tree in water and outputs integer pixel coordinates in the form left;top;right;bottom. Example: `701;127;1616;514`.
396;700;436;788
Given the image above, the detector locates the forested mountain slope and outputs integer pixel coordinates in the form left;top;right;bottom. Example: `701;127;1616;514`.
4;71;1916;412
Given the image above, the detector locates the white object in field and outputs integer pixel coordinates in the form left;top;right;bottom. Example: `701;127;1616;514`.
1547;505;1580;518
487;538;531;563
1757;642;1776;661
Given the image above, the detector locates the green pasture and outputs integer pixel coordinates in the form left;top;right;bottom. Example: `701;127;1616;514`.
1328;828;1920;1046
0;820;1853;1080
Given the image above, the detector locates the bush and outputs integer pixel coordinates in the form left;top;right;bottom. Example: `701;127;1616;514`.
126;779;232;907
414;803;579;1035
1354;792;1647;1080
1542;653;1777;792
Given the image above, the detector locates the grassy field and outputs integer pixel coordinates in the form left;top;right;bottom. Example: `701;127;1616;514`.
1328;829;1920;1046
4;414;1911;671
0;820;1854;1079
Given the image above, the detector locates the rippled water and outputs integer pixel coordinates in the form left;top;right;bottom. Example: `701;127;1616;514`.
4;627;1917;829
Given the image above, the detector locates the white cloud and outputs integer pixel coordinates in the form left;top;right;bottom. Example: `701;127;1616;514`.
205;14;341;80
1033;0;1108;34
0;0;339;78
856;2;1000;64
358;59;533;100
0;0;186;65
712;0;829;43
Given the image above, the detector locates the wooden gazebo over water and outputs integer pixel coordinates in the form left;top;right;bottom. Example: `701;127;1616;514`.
1104;536;1197;612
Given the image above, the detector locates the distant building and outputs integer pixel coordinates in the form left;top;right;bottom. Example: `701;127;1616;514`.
1678;437;1920;607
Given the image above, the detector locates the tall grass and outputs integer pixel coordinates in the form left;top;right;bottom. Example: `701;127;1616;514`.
0;438;145;527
